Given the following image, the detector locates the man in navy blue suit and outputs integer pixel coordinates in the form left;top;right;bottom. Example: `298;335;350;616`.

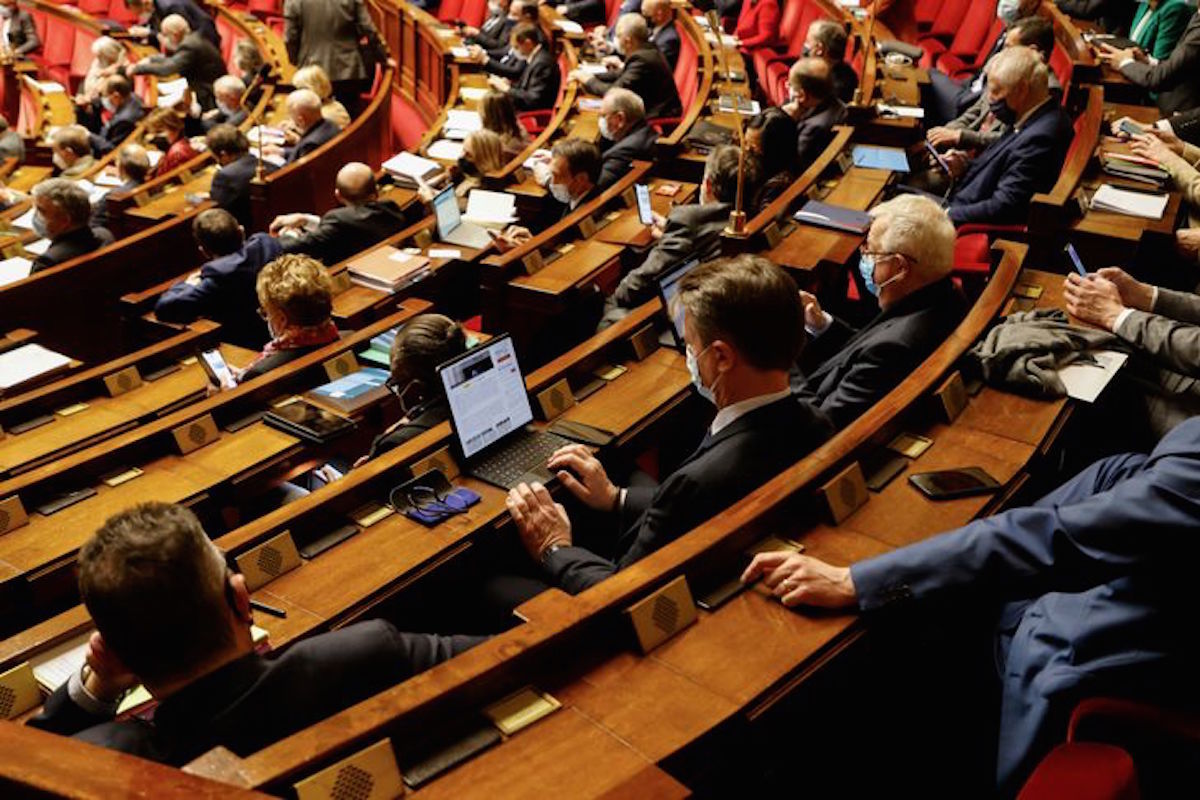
745;417;1200;795
942;45;1072;226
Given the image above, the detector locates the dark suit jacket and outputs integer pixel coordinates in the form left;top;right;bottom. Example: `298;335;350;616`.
948;100;1073;225
1120;9;1200;116
32;226;114;272
153;0;220;47
509;46;560;110
90;178;140;230
5;9;39;56
91;97;146;156
832;60;859;104
583;45;682;120
561;0;606;24
131;32;226;110
28;621;484;765
484;49;528;80
281;199;407;266
542;394;834;593
651;20;681;69
468;13;515;52
796;98;847;169
202;106;249;132
366;399;450;460
209;153;258;229
285;118;340;163
612;201;731;308
283;0;386;83
155;233;283;348
1055;0;1129;34
597;121;658;190
792;278;967;429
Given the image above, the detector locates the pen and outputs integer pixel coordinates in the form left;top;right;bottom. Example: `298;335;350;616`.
250;599;288;618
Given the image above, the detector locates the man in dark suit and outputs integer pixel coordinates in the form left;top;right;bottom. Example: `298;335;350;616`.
488;23;561;110
746;415;1200;795
125;0;220;48
202;75;249;132
1054;0;1127;34
784;57;847;170
89;76;145;156
206;124;259;229
268;89;340;164
127;15;226;110
1100;8;1200;117
284;0;387;110
804;19;857;104
571;13;682;120
0;0;39;57
543;137;602;221
30;179;114;272
28;502;484;765
463;0;517;51
596;87;658;189
644;0;680;69
91;144;151;230
944;46;1072;225
155;209;283;348
504;256;833;601
545;0;605;26
792;195;967;429
271;162;406;266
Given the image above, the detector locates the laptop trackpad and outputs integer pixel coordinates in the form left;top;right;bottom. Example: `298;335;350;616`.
519;464;554;486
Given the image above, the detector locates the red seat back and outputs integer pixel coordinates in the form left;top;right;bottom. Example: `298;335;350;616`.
1050;43;1073;98
247;0;284;17
107;0;139;25
438;0;465;23
674;24;698;109
41;16;76;67
390;91;427;151
946;0;996;57
928;0;970;41
460;0;488;27
76;0;109;14
916;0;944;26
70;28;99;84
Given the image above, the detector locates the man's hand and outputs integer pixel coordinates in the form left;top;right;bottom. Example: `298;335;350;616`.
1176;227;1200;260
942;149;970;179
1130;133;1176;165
269;212;315;235
740;551;857;609
128;24;150;38
601;55;622;71
926;126;961;150
488;75;511;92
492;224;531;252
797;290;829;331
507;482;572;561
84;632;138;703
1098;43;1144;66
547;444;619;511
1146;125;1185;155
567;68;588;83
1095;267;1154;311
462;24;480;36
466;44;488;64
1064;273;1126;329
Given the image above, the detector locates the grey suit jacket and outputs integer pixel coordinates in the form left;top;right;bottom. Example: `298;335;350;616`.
284;0;386;82
611;201;730;309
1120;10;1200;116
1117;287;1200;383
6;9;39;56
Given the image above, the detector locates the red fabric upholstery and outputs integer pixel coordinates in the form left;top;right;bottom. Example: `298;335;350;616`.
1069;698;1200;745
438;0;465;23
674;24;698;109
953;231;991;275
390;91;427;151
915;0;943;27
927;0;970;42
1018;743;1139;800
69;28;99;88
246;0;283;18
1050;43;1073;99
946;0;996;58
460;0;489;28
76;0;109;14
39;14;75;68
107;0;139;25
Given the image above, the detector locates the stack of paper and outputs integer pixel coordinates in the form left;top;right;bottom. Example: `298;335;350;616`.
444;109;482;140
1090;184;1168;219
464;189;517;226
360;327;400;367
24;239;50;256
73;179;111;205
155;77;190;108
382;151;444;187
11;207;36;230
555;19;584;34
247;125;287;146
0;343;72;391
460;86;488;102
32;80;65;94
0;256;32;287
450;46;472;59
427;139;465;161
578;63;610;75
92;171;125;188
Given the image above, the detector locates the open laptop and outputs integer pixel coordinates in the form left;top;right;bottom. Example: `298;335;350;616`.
656;257;700;350
438;334;572;489
433;186;493;249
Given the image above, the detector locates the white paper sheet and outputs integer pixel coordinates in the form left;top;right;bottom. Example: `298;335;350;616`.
0;344;72;390
427;139;465;161
1058;350;1128;403
0;256;32;287
464;189;517;225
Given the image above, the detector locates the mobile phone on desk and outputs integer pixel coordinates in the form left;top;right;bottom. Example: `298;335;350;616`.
1064;243;1088;277
198;348;237;390
909;467;1001;500
1118;119;1145;137
634;183;653;226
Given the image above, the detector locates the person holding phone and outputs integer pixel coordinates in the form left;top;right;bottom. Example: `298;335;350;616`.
239;254;341;383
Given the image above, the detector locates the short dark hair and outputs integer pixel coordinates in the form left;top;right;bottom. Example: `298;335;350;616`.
1012;16;1054;57
746;107;798;178
193;208;244;256
551;137;602;186
80;503;234;686
809;19;848;60
205;123;249;158
515;2;539;24
512;22;539;45
103;75;133;98
705;144;760;205
678;255;803;370
389;313;468;391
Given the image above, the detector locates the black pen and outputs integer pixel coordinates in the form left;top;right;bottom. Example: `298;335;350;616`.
250;599;288;618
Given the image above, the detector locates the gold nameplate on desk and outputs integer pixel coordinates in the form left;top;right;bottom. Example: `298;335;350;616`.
522;249;545;276
935;371;969;423
323;352;359;381
484;687;561;736
1012;283;1043;300
763;220;783;249
746;535;805;557
593;363;626;382
578;215;597;238
887;432;933;460
132;190;149;207
55;402;88;417
819;461;868;524
411;446;460;481
535;378;575;421
0;662;40;720
350;501;394;528
329;270;353;293
172;413;219;455
294;739;404;800
629;323;658;361
180;355;198;366
625;574;697;654
414;228;434;249
0;495;29;536
235;530;302;591
102;365;143;397
101;467;144;487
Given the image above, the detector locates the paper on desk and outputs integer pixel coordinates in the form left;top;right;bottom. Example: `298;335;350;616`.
0;343;72;390
460;86;488;102
464;189;517;225
247;125;287;144
23;238;49;256
705;33;738;47
522;148;551;169
878;103;925;119
450;46;472;59
1090;184;1168;220
33;80;65;94
11;207;36;230
383;151;441;180
74;179;110;204
578;63;610;75
146;149;163;168
92;171;124;188
428;248;463;259
445;109;482;132
0;256;32;287
427;139;465;161
555;19;584;34
851;144;911;172
260;151;286;168
1057;350;1128;403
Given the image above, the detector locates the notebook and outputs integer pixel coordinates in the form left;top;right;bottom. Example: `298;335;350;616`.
305;367;391;415
851;145;911;172
793;200;872;234
383;151;444;187
345;246;431;293
464;189;517;226
0;344;72;391
0;256;33;287
1090;184;1168;220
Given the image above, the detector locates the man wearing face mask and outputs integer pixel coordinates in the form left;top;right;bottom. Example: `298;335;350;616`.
569;14;681;121
462;0;516;52
29;179;115;272
499;256;832;602
48;125;96;179
88;76;145;156
544;137;602;219
790;195;966;429
0;0;39;58
802;19;857;104
595;87;658;190
942;46;1072;226
783;58;846;170
202;75;248;132
487;24;560;110
127;15;225;111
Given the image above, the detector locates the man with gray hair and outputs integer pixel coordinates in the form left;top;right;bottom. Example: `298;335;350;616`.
941;45;1072;226
596;87;658;190
127;14;226;110
803;19;857;103
203;74;249;130
569;13;681;119
91;144;151;229
267;89;338;164
791;194;966;429
49;125;95;178
31;178;115;272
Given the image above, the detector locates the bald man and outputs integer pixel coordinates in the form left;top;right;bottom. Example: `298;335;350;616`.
128;14;225;110
271;89;339;164
269;162;406;266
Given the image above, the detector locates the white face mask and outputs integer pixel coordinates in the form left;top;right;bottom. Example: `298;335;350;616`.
598;115;613;140
0;8;13;19
218;101;238;117
685;344;718;404
997;0;1021;23
488;1;502;15
52;152;68;171
549;180;572;204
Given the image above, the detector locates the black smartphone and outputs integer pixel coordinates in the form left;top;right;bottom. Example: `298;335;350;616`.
909;467;1001;500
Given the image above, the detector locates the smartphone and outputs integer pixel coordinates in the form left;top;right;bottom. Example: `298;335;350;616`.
1064;243;1087;277
198;348;237;390
924;139;951;176
909;467;1001;500
634;183;653;225
1118;119;1145;137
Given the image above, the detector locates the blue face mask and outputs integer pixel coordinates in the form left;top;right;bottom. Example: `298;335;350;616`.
858;252;880;297
686;344;716;404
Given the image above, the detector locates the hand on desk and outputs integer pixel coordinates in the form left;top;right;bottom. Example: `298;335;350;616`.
488;75;512;92
127;25;151;39
741;551;857;609
84;631;138;703
1063;272;1126;330
1130;132;1179;164
507;482;573;560
269;212;319;236
925;126;961;150
466;44;488;64
601;55;622;71
1097;43;1145;67
492;224;531;252
548;444;619;511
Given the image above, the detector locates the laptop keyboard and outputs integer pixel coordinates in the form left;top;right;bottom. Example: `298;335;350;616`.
472;430;570;488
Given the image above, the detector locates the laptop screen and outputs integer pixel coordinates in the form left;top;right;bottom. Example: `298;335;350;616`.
433;187;460;239
657;258;700;349
438;334;533;459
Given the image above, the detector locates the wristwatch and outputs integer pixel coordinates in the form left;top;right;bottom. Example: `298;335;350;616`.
541;542;568;564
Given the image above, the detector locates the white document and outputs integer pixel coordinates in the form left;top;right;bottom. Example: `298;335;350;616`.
0;343;72;390
460;86;488;102
74;179;110;204
878;103;925;119
33;80;65;94
11;207;36;230
23;239;49;256
445;109;483;133
522;148;551;169
450;46;472;59
579;63;610;75
464;189;517;225
146;149;163;168
555;19;584;34
92;171;124;188
383;151;441;180
157;77;189;96
1091;184;1169;220
1058;350;1128;403
428;248;463;259
31;637;89;693
427;139;465;161
0;256;32;286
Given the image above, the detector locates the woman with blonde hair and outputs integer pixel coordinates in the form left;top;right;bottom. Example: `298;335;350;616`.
479;90;530;161
292;64;351;129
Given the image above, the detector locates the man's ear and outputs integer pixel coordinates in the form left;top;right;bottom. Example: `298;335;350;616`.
710;339;737;373
229;572;253;625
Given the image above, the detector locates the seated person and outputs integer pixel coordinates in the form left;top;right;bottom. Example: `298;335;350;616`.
803;19;858;104
234;39;266;105
271;162;406;267
124;0;221;48
733;0;782;53
783;58;847;170
206;124;258;228
201;75;249;131
28;502;484;765
127;14;225;110
746;415;1200;795
155;208;284;348
446;129;508;197
1127;0;1192;62
462;0;517;52
747;107;798;208
90;144;151;230
569;14;681;121
644;0;680;69
792;195;967;429
942;46;1072;226
0;0;39;58
502;256;834;599
602;144;759;323
144;107;199;178
1129;129;1200;225
586;0;640;56
469;0;542;73
265;89;339;164
1097;4;1200;116
596;87;658;190
76;37;127;114
89;76;145;156
239;253;341;382
49;125;96;179
292;64;350;130
544;137;602;220
486;24;561;111
546;0;605;26
30;178;115;272
0;115;24;162
480;90;531;161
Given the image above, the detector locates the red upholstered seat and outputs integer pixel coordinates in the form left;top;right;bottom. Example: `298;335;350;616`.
76;0;109;14
390;91;427;151
1018;743;1139;800
915;0;944;28
438;0;465;24
1049;44;1073;99
107;0;139;25
69;28;99;91
674;24;698;108
926;0;970;43
246;0;284;18
460;0;489;28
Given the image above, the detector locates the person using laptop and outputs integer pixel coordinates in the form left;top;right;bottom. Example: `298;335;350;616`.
498;255;834;603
